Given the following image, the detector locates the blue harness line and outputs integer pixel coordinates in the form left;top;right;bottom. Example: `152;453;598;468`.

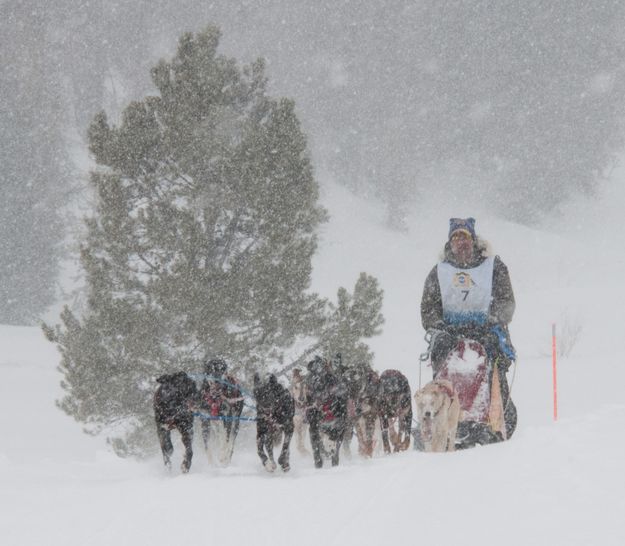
193;411;257;422
188;373;254;397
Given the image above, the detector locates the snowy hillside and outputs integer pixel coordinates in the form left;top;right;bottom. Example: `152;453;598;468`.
2;176;625;546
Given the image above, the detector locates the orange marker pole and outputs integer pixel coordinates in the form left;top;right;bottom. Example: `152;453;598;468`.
552;323;558;421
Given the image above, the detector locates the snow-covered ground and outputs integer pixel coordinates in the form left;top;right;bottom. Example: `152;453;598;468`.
2;174;625;546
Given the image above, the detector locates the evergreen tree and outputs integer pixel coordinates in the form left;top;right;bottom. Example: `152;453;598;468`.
44;27;383;455
320;273;384;369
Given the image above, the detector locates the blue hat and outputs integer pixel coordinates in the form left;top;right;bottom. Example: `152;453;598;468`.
448;217;476;240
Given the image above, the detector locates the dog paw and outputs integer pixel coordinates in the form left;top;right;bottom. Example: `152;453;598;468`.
263;460;276;472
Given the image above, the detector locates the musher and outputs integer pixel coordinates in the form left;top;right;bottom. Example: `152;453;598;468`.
420;217;517;444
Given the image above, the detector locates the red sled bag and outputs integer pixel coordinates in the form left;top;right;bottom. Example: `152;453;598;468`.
437;338;506;439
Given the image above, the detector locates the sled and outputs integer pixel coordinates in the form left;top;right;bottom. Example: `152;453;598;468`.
436;338;507;447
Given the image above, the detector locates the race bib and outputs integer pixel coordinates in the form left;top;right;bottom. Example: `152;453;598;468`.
437;257;494;325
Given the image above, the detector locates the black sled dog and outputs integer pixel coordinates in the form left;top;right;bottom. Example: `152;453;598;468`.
305;357;348;468
378;369;412;453
253;373;295;472
153;371;199;473
343;363;380;458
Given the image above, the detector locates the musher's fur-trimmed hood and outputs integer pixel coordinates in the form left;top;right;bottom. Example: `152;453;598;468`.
440;236;493;267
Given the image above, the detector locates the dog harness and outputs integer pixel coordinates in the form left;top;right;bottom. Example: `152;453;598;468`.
433;381;455;408
321;402;335;422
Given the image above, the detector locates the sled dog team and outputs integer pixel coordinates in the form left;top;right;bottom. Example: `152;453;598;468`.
154;355;416;474
155;217;518;472
155;349;511;474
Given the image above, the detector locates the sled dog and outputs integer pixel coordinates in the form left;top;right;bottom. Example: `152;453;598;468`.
199;360;244;466
414;379;461;452
153;371;199;473
290;368;309;455
253;373;295;473
305;357;348;468
378;369;412;453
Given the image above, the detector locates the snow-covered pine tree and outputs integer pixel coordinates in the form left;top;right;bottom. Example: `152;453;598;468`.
44;26;335;455
321;273;385;368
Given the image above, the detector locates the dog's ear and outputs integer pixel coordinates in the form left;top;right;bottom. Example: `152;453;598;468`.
253;372;261;387
156;374;169;384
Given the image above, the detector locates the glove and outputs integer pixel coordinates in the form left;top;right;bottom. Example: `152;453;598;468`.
429;320;456;340
487;314;501;327
430;329;457;365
